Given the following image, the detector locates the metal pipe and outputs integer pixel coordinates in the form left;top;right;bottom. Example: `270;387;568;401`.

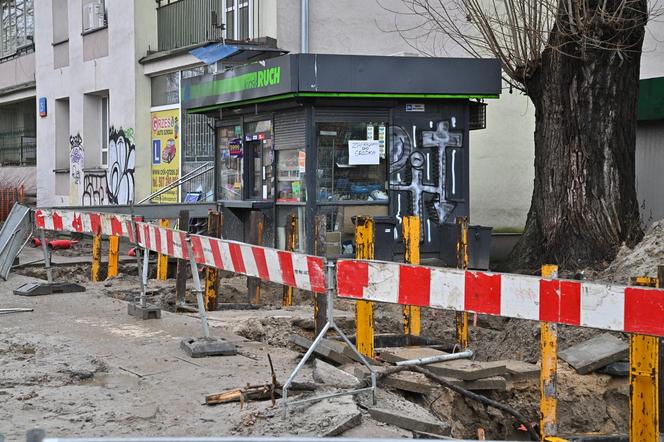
137;162;213;204
140;247;150;308
395;349;473;366
300;0;309;53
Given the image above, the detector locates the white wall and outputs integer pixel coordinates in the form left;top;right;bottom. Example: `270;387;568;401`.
35;0;154;207
0;53;35;95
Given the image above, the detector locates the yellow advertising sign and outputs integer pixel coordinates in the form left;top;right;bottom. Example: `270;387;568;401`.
151;109;180;202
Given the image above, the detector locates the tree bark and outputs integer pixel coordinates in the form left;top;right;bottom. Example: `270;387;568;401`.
509;1;647;272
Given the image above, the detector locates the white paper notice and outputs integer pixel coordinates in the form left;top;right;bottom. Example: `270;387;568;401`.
348;140;380;165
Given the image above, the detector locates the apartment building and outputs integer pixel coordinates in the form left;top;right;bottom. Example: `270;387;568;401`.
34;0;155;207
0;0;36;193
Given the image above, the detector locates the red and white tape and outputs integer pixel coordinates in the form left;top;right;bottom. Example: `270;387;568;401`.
135;221;327;293
337;259;664;337
35;209;134;238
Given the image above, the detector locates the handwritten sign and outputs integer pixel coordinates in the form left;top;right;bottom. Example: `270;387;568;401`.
348;140;380;165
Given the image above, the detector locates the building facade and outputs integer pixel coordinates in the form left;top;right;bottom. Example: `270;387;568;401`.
0;0;36;195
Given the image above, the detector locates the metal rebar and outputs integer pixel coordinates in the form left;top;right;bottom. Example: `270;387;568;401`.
395;349;474;366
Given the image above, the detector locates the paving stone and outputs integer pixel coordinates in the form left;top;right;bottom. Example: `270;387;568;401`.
313;359;361;388
380;347;507;380
502;360;540;381
559;333;628;375
289;334;354;366
180;337;236;358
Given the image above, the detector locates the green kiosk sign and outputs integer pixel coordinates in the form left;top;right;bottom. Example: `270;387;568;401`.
183;58;292;111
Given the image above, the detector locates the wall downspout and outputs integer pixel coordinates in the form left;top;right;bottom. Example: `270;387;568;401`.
300;0;309;53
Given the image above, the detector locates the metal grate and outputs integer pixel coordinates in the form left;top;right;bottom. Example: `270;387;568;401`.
274;109;306;150
469;101;487;131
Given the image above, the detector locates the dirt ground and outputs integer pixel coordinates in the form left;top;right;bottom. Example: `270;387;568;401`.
2;238;635;440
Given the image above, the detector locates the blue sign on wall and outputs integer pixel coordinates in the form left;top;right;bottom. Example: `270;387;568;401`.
152;140;161;165
39;97;47;117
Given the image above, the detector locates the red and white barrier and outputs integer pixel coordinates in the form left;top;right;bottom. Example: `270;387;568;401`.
134;221;327;294
35;209;134;239
336;259;664;337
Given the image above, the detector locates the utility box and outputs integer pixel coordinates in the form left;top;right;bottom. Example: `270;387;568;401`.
373;216;398;261
439;223;493;270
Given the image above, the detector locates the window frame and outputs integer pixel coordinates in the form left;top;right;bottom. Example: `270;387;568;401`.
81;0;107;35
223;0;251;41
0;0;34;59
100;95;109;168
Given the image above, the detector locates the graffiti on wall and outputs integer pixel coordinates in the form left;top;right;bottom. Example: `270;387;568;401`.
69;134;84;205
82;172;107;206
389;120;462;243
106;127;136;205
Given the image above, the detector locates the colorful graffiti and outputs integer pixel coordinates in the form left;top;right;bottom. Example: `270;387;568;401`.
69;134;84;205
106;127;136;205
389;120;462;243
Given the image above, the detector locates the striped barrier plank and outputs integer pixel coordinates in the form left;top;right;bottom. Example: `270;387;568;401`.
336;259;664;337
135;221;327;294
34;208;134;239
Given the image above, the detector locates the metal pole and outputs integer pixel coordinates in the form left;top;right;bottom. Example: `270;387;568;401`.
130;204;147;308
395;349;473;366
91;231;102;282
107;236;120;279
39;229;52;283
455;217;469;349
140;246;150;308
355;216;374;358
156;219;170;281
185;237;210;338
540;264;559;440
300;0;309;53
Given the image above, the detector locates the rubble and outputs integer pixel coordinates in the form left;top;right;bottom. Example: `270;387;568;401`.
559;334;628;375
312;359;361;388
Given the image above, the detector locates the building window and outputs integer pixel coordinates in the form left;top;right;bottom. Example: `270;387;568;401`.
52;0;68;43
0;0;34;59
223;0;250;40
316;122;388;202
217;125;243;201
100;96;109;167
82;0;106;33
151;72;180;107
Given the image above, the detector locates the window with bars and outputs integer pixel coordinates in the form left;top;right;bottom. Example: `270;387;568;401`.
0;0;34;59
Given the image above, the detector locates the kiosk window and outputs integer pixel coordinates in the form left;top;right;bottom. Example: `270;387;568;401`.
245;120;274;200
217;125;243;201
316;122;387;202
277;149;306;202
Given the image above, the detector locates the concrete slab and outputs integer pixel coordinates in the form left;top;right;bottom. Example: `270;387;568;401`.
127;302;161;320
180;337;237;358
357;389;451;436
313;359;361;388
598;361;629;377
502;360;540;381
380;347;507;380
289;334;354;366
13;282;86;296
559;333;628;375
381;370;506;393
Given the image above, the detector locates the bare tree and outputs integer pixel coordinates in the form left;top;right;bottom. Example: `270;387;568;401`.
384;0;655;271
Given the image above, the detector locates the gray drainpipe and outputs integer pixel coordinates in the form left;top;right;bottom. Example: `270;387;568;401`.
300;0;309;53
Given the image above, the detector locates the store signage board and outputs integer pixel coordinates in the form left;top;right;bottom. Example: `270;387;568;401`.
348;140;380;165
406;103;425;112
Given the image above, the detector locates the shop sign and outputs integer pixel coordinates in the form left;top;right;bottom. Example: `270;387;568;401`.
348;140;380;165
229;138;243;157
378;124;386;158
150;109;180;203
405;103;425;112
298;151;306;174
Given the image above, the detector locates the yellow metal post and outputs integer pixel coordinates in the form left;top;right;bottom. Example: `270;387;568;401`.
455;217;469;349
91;231;102;282
402;215;421;336
107;235;120;279
355;216;374;358
283;213;298;307
204;212;222;311
156;219;170;281
540;264;559;440
629;276;659;442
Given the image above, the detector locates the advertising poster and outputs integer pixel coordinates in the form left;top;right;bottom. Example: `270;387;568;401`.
151;109;180;202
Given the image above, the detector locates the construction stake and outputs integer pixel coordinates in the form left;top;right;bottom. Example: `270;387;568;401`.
540;264;559;440
107;236;119;279
630;276;659;442
402;215;421;336
455;217;469;349
355;216;374;358
247;210;264;305
91;231;102;282
204;212;222;311
156;219;170;280
283;213;298;307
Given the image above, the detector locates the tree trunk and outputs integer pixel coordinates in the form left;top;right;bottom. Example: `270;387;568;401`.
509;2;647;272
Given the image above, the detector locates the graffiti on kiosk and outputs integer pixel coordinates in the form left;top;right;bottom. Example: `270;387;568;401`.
106;127;136;205
389;120;462;242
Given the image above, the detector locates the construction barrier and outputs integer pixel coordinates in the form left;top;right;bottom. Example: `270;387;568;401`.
34;208;327;294
336;259;664;337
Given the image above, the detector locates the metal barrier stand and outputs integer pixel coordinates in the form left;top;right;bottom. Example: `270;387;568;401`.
39;229;52;283
185;237;210;338
127;206;161;320
281;260;377;414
